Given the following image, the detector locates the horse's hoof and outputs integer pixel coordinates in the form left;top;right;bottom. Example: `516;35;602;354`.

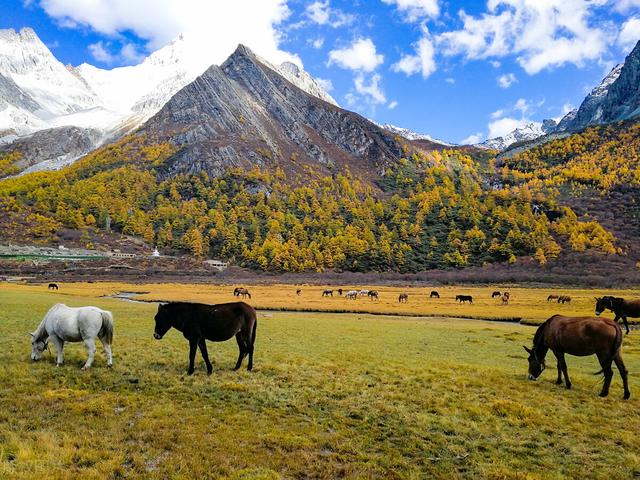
207;369;213;375
107;364;113;368
624;392;631;400
187;370;194;375
599;391;609;398
555;380;562;385
565;384;572;389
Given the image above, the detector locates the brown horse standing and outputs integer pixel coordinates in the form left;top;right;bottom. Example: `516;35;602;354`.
524;315;630;399
398;293;408;303
596;296;640;334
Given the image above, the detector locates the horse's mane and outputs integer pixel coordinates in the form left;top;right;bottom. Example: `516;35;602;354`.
33;303;64;341
532;319;549;349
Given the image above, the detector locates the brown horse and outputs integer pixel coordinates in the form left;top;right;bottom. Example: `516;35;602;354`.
557;295;571;304
322;289;333;297
491;291;501;298
398;293;408;303
368;290;379;301
233;287;251;299
296;289;302;296
501;294;509;306
595;296;640;335
547;294;559;302
524;315;630;399
430;291;439;298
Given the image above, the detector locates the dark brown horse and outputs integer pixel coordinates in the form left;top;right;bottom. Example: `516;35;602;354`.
524;315;630;399
456;295;473;304
322;289;333;297
296;289;302;296
430;291;440;298
596;296;640;335
153;302;257;374
557;295;571;304
398;293;408;303
547;294;559;302
491;291;501;298
368;290;379;301
48;283;58;290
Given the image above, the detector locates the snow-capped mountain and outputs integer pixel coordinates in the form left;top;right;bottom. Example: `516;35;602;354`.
0;28;338;172
479;122;551;151
375;123;453;146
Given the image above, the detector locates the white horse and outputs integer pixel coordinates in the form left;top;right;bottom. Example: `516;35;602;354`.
30;303;114;369
345;290;358;300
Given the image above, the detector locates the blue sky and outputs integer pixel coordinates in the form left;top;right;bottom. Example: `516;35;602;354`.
4;0;640;143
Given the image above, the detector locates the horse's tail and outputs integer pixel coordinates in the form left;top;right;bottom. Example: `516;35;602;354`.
594;322;623;375
100;310;114;345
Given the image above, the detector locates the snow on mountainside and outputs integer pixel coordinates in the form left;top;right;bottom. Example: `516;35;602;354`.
374;122;453;146
479;122;547;151
0;28;337;173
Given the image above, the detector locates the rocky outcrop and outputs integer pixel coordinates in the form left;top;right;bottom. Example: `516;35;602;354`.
141;44;402;179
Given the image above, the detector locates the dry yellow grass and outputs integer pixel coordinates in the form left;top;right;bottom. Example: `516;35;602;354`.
6;281;639;325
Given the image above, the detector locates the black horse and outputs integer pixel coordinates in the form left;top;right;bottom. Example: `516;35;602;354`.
596;296;640;335
430;291;440;298
456;295;473;304
153;302;257;374
322;289;333;297
491;291;501;298
48;283;58;290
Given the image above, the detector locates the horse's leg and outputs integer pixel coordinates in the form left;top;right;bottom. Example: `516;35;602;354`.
82;338;97;370
99;336;113;367
187;339;197;375
234;334;246;370
198;338;213;375
622;316;630;334
613;353;630;399
597;353;614;397
247;328;255;371
50;334;64;366
553;352;563;385
557;353;571;389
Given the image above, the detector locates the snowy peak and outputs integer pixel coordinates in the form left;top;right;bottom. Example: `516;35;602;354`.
272;61;338;106
480;122;545;151
375;123;452;146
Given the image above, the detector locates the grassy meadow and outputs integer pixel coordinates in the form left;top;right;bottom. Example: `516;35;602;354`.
1;282;640;478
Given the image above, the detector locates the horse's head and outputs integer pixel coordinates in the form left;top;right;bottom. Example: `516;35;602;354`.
30;333;48;361
523;346;545;380
595;296;613;316
153;304;173;340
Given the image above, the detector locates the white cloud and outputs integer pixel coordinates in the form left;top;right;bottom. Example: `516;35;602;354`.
490;108;505;119
553;102;575;122
392;32;436;78
614;0;640;12
460;132;483;144
36;0;297;67
488;117;531;138
445;77;455;84
618;17;640;51
328;38;384;72
497;72;517;88
316;77;334;92
388;100;399;109
120;43;145;63
437;0;614;74
381;0;439;21
311;37;325;49
306;1;354;28
88;41;116;63
354;73;386;104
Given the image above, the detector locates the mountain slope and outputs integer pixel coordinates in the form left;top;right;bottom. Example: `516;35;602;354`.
140;44;401;179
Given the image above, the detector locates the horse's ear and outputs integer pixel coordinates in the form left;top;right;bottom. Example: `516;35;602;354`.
29;332;34;337
523;346;532;354
595;297;600;301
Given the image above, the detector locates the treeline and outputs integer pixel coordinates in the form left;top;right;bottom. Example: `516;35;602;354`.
0;133;619;272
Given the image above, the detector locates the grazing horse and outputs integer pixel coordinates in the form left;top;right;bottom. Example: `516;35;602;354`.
296;289;302;296
547;295;559;302
430;291;440;298
596;296;640;335
501;294;509;306
358;289;369;297
345;290;358;300
558;295;571;304
368;290;379;301
337;288;343;296
322;289;333;297
491;291;501;298
48;283;59;290
524;315;630;399
30;303;114;369
398;293;408;303
456;295;473;304
234;288;251;299
154;302;257;374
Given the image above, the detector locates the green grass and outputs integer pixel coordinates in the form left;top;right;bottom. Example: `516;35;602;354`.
1;287;640;479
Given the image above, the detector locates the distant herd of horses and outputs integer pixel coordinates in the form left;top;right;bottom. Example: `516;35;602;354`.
33;284;640;399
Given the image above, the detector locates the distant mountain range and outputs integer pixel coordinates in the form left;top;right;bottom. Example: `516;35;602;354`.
0;27;639;175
